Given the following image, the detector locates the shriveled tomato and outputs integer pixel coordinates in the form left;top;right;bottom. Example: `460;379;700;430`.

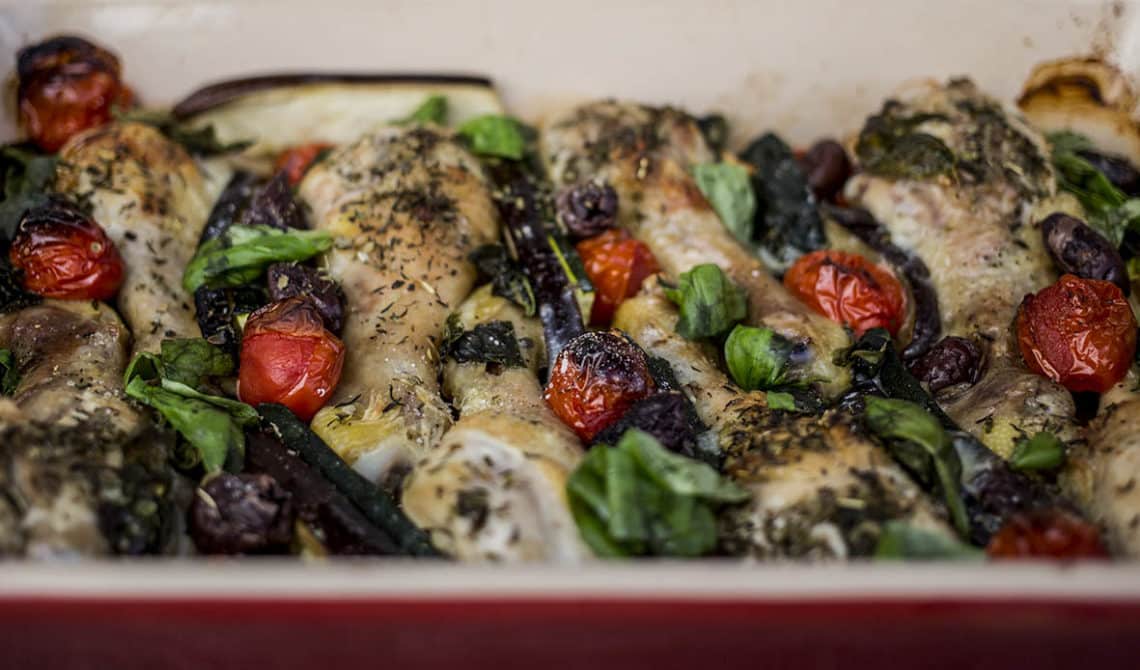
783;249;905;336
274;143;334;187
10;201;124;300
17;36;130;152
576;228;660;325
986;508;1108;560
238;297;345;421
544;331;655;441
1016;274;1136;393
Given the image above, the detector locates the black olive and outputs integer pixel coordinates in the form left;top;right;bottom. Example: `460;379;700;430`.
242;172;307;230
1041;212;1129;295
266;262;345;333
907;336;983;393
1076;150;1140;196
556;181;618;240
800;139;851;202
189;472;295;555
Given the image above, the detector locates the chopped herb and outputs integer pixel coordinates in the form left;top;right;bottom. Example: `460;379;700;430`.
1047;130;1140;247
182;224;333;293
0;348;19;395
691;162;756;244
457;114;525;160
663;263;747;340
855;110;955;181
1009;431;1065;471
724;324;793;392
874;521;983;561
396;95;448;126
116;109;251;156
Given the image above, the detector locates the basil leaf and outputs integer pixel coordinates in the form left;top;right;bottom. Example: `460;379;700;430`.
397;95;448;126
0;348;19;396
441;319;525;368
874;521;983;561
765;390;796;411
457;115;525;160
125;377;244;472
566;446;610;522
663;264;747;340
0;146;58;239
568;498;629;558
621;429;749;503
724;324;793;391
1009;431;1065;471
1047;131;1140;246
691;162;756;244
182;224;333;292
605;446;647;542
159;338;234;388
159;379;258;426
116;109;250;156
863;396;969;535
469;245;538;317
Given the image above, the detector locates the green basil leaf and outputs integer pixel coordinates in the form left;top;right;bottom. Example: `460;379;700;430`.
605;446;647;542
620;429;749;503
1009;431;1065;471
0;146;58;239
1046;131;1140;247
397;95;448;126
874;521;983;561
566;447;610;522
663;263;747;340
159;338;234;388
457;115;525;160
159;379;258;426
0;348;19;396
691;162;756;244
765;390;796;411
123;352;163;386
125;376;244;472
724;324;793;391
182;224;333;292
652;495;718;557
863;396;969;535
568;497;629;558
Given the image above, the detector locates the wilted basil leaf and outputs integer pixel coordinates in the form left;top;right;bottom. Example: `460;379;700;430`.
0;145;58;239
397;95;448;126
441;319;525;368
1009;431;1065;471
724;324;793;391
739;133;826;270
469;244;537;316
182;224;333;292
663;263;747;340
159;338;234;388
457;115;525;160
0;348;18;396
691;162;756;244
1048;131;1140;247
622;429;748;503
855;111;955;181
874;521;983;561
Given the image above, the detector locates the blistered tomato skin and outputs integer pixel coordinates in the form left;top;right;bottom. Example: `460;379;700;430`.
274;143;334;187
783;250;906;337
576;229;661;326
544;331;655;441
17;36;130;152
10;201;124;300
1016;274;1137;393
238;297;345;421
986;508;1109;560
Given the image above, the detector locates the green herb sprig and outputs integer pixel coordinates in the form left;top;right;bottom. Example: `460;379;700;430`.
663;263;747;340
182;224;332;293
1047;130;1140;246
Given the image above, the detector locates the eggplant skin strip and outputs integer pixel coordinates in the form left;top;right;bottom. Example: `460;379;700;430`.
299;125;499;486
54;122;220;355
541;101;851;398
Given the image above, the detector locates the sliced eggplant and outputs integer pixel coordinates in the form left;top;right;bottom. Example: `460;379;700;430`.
402;285;589;562
299;125;499;487
541;101;851;398
173;74;504;157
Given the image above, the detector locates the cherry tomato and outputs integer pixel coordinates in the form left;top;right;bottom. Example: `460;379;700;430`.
17;36;130;152
544;331;655;441
274;143;334;187
783;249;905;337
986;508;1108;560
576;229;661;326
1016;274;1137;393
9;201;124;300
238;297;345;421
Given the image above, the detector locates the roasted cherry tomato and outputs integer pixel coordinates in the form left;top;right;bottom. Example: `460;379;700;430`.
238;297;345;421
9;200;124;300
544;331;655;441
17;36;131;152
1016;274;1137;393
783;249;905;337
576;229;660;326
986;508;1108;560
274;143;334;187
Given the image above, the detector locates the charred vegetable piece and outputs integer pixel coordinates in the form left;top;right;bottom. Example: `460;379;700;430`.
198;171;261;243
739;132;826;270
822;204;940;359
784;249;905;337
985;508;1108;559
242;172;307;231
266;262;345;334
275;143;334;187
1016;274;1136;393
17;36;131;152
591;391;705;461
259;403;437;556
576;228;660;325
557;180;618;240
10;200;124;301
907;336;983;393
1041;212;1129;295
544;331;655;441
441;318;525;368
800;139;852;202
244;430;399;555
189;472;295;555
238;298;344;422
